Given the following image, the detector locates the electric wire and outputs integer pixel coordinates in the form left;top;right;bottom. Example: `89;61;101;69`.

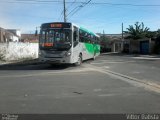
67;0;91;19
1;0;160;7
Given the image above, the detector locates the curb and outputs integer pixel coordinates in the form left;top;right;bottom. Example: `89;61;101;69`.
0;59;42;67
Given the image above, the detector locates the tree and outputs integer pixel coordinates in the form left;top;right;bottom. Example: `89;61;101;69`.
125;22;150;40
100;35;110;52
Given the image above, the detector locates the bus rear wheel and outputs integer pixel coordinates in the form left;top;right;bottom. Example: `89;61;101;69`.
92;52;96;60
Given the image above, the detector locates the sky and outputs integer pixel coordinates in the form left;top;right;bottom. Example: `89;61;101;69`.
0;0;160;34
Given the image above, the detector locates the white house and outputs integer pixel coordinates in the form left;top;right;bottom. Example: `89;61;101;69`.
7;29;21;42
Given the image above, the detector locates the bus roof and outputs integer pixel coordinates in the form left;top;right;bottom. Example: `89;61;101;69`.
79;27;96;36
41;22;100;37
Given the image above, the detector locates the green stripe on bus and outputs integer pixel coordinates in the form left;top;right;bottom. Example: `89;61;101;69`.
84;43;94;54
94;44;100;53
84;43;100;55
80;27;96;36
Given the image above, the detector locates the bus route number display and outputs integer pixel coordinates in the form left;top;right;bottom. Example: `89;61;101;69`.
42;23;71;29
50;24;62;28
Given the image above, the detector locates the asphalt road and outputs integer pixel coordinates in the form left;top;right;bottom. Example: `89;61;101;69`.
0;54;160;114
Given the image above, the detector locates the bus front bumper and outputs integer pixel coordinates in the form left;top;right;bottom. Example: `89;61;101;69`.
39;56;72;64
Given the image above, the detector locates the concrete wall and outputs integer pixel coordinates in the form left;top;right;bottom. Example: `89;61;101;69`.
0;42;38;61
129;39;154;54
129;40;140;53
150;40;155;54
0;28;6;42
111;41;123;52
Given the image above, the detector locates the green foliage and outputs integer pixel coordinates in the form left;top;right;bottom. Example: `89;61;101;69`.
157;29;160;37
146;31;157;40
100;36;109;43
125;22;150;40
146;29;160;40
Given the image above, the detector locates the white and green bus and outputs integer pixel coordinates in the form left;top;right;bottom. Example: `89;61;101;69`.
39;22;100;65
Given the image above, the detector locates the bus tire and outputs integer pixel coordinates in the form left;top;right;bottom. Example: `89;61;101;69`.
93;55;96;60
75;54;82;66
92;52;96;60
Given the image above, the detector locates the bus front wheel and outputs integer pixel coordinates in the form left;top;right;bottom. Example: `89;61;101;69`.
75;54;82;66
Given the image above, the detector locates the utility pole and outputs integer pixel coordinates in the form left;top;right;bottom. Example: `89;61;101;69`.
103;30;105;41
63;0;67;22
122;23;124;40
122;22;124;52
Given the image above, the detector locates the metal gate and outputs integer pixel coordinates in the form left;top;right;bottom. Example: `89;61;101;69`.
140;41;149;54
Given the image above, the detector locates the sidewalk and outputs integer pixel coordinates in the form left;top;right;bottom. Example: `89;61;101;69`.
101;52;160;60
128;54;160;60
0;61;7;65
0;59;39;67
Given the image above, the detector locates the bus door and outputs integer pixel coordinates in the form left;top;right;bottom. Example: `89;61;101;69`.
72;26;80;62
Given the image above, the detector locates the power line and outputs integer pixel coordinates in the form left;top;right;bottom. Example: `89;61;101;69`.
90;2;160;7
65;0;82;18
58;10;64;21
69;0;91;17
67;0;91;19
66;6;79;17
1;0;160;7
67;0;77;9
58;0;90;21
0;0;62;4
58;0;77;21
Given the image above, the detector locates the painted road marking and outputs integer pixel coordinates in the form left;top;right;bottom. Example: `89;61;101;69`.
132;71;141;74
132;57;160;60
98;94;116;97
1;63;160;94
90;61;135;64
0;68;94;78
104;66;110;69
85;64;160;94
93;89;102;92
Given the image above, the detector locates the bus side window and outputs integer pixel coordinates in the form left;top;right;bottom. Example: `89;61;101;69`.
91;35;95;44
80;30;86;42
86;33;91;43
79;30;83;42
94;37;97;44
97;37;100;44
95;37;98;44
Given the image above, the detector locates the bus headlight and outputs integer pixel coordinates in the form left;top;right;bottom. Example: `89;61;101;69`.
38;51;43;56
65;52;71;56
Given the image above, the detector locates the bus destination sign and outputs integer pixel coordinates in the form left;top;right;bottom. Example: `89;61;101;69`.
42;23;71;29
50;24;62;28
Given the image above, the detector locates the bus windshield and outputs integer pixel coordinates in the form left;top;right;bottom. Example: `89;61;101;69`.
40;29;71;50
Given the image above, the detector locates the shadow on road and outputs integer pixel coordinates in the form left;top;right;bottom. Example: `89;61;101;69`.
0;59;75;70
0;58;94;70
